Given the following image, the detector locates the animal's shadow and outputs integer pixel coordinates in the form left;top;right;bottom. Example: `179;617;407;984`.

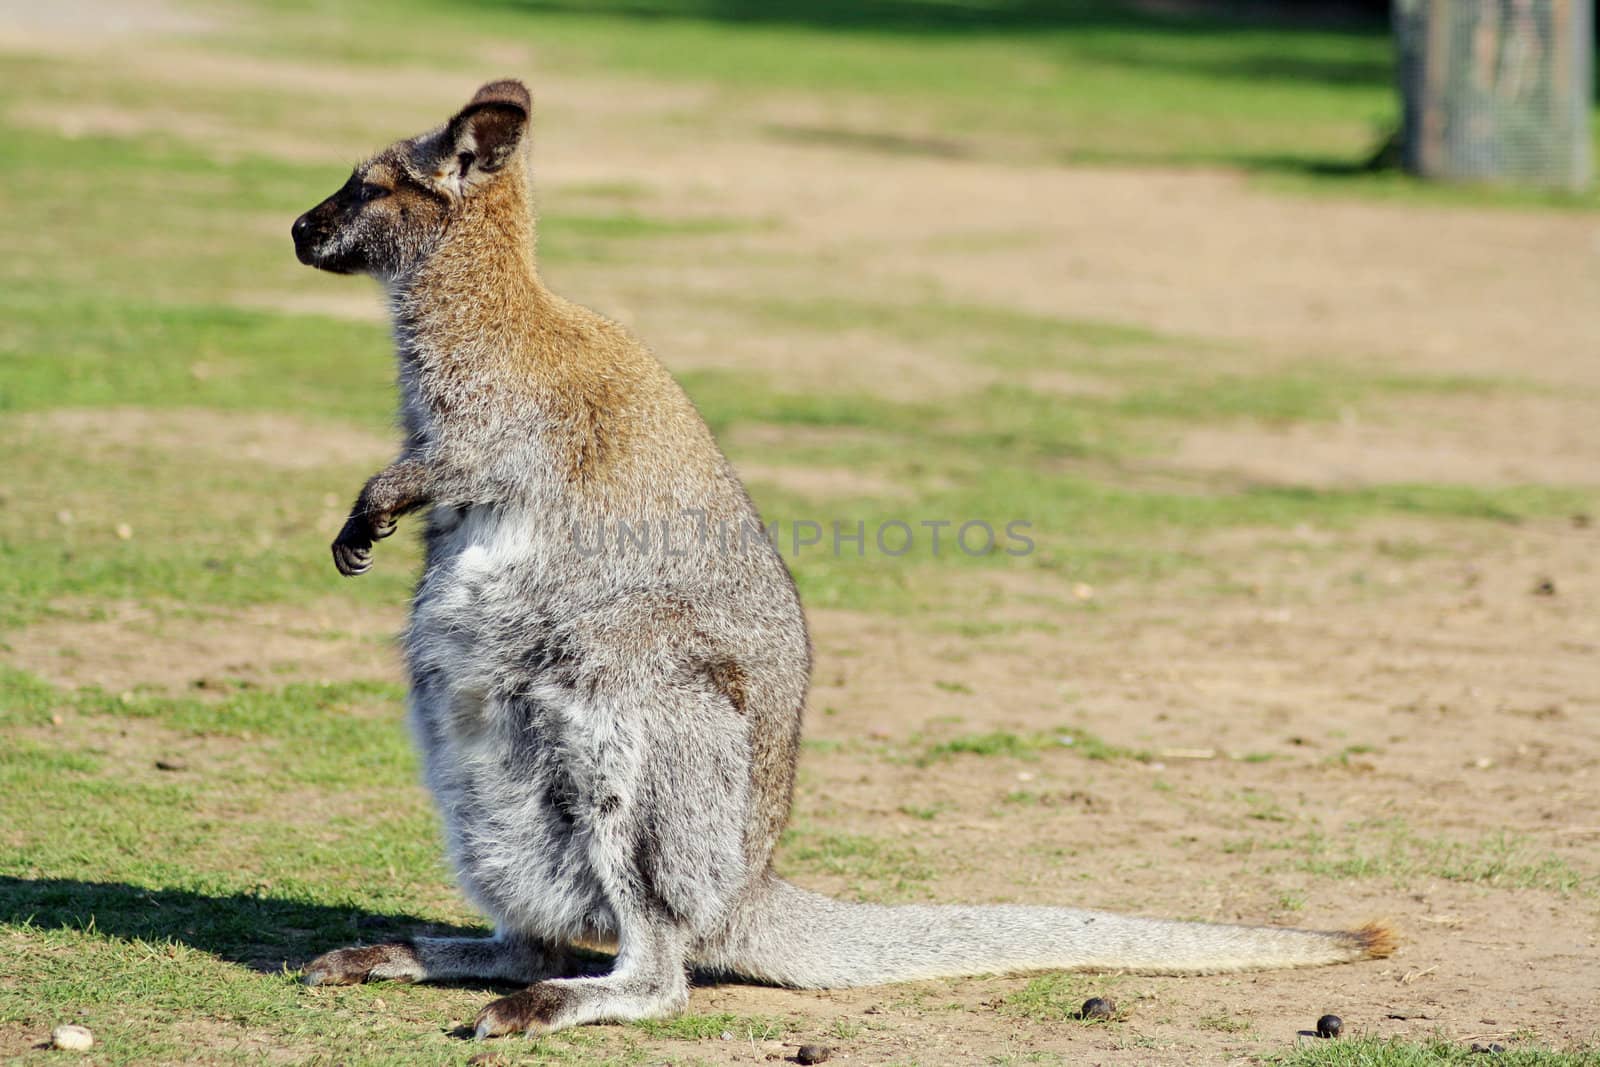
0;876;496;982
5;875;755;1007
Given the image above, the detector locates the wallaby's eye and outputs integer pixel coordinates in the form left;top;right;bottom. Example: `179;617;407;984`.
456;151;476;177
359;183;391;203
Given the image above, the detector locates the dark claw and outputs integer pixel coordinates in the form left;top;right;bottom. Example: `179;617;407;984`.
332;513;381;576
332;539;372;577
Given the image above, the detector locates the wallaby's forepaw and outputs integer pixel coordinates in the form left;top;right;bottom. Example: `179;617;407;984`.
331;512;395;577
303;942;421;986
332;538;372;577
473;985;564;1039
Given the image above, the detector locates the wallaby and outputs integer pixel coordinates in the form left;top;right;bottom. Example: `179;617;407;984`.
290;80;1395;1039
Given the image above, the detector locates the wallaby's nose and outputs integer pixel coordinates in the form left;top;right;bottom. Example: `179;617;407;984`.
291;214;315;264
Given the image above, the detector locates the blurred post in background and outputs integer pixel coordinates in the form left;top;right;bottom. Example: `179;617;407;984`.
1393;0;1593;189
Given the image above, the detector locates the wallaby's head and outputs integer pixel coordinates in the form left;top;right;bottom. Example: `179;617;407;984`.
292;79;531;280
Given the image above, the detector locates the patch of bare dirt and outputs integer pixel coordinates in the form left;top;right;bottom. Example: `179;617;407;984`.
541;133;1600;392
1023;368;1129;399
0;0;206;36
12;408;394;473
228;288;389;324
6;101;350;164
592;280;997;402
1167;392;1600;490
17;708;266;783
2;599;405;694
0;1022;50;1061
735;463;912;502
590;517;1599;1063
725;424;897;453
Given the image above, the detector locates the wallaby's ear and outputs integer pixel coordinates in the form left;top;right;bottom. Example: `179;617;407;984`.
434;80;530;191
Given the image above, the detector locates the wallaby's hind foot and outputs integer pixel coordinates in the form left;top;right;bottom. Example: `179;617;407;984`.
473;974;690;1039
303;943;422;986
304;935;565;987
475;920;693;1037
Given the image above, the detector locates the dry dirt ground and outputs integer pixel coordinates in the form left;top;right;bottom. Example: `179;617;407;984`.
2;4;1598;1064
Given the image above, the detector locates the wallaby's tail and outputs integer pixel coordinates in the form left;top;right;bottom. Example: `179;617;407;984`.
705;876;1394;988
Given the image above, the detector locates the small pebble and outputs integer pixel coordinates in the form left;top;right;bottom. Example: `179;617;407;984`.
720;1029;734;1041
1080;997;1116;1020
115;523;133;541
796;1045;831;1065
1315;1014;1342;1039
51;1025;93;1051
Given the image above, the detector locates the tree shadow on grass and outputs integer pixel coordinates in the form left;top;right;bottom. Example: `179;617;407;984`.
469;0;1395;96
1235;152;1383;177
473;0;1389;36
0;876;487;974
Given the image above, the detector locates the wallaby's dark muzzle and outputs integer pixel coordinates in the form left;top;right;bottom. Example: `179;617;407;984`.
291;213;316;265
291;194;361;274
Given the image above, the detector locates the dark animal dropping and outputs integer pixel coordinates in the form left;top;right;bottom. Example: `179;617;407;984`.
1316;1014;1342;1038
796;1044;831;1064
1080;997;1115;1020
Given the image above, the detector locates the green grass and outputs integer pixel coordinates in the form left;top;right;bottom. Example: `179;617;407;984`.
252;0;1397;169
549;212;765;241
1198;1010;1254;1034
915;726;1140;766
1224;825;1592;896
0;296;393;421
999;972;1126;1023
714;293;1170;364
0;408;411;628
1266;1037;1600;1067
776;827;934;901
633;1011;790;1040
675;362;1587;611
223;0;1600;208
